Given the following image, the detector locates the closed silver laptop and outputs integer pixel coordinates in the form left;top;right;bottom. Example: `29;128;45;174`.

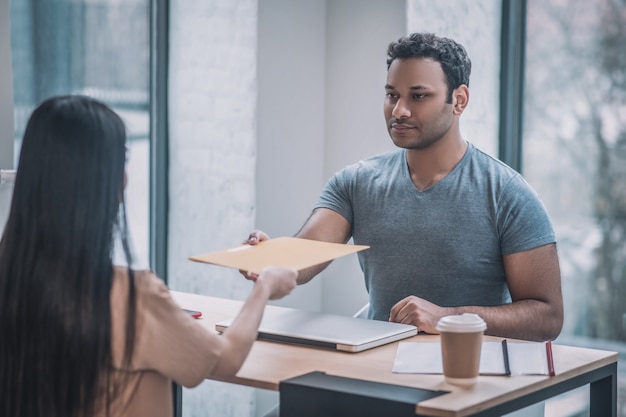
215;307;418;352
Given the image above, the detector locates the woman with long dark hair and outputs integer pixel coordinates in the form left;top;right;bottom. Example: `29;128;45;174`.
0;95;297;417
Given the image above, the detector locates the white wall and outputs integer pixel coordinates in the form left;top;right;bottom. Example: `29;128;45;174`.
321;0;407;316
256;0;327;313
257;0;407;319
255;1;405;414
168;1;259;416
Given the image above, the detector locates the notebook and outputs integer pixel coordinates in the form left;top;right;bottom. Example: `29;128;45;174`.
215;307;418;352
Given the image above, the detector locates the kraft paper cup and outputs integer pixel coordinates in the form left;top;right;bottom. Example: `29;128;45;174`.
436;313;487;386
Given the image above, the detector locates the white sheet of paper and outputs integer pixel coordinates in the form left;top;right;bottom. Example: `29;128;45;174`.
392;341;511;374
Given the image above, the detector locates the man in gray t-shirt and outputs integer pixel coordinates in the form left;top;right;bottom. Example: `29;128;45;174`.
316;144;555;326
246;33;563;342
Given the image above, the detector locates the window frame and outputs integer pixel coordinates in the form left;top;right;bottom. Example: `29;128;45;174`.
499;0;527;172
149;0;169;283
0;0;14;171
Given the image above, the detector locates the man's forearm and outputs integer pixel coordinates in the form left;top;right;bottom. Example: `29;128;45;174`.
296;262;331;285
454;300;563;342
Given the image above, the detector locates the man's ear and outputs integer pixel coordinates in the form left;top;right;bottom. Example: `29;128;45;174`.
452;85;469;115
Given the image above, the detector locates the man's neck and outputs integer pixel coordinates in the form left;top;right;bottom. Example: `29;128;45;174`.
405;136;468;191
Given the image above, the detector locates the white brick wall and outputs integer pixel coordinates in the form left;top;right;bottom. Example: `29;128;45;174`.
168;0;258;416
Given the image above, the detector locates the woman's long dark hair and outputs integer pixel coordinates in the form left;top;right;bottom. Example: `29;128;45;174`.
0;95;136;417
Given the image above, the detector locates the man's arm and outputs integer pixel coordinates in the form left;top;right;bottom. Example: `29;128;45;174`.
389;243;563;341
293;208;352;284
245;208;352;285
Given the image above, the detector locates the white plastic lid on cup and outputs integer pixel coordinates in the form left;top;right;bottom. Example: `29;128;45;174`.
436;313;487;333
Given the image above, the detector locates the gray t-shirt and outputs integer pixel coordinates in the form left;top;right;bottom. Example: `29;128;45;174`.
315;143;556;321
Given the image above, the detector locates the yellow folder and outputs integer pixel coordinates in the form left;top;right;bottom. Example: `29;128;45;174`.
189;237;369;274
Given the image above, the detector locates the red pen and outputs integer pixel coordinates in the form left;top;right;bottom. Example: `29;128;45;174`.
182;308;203;319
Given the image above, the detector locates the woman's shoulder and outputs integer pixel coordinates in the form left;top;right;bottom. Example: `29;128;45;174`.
110;266;181;339
112;266;170;305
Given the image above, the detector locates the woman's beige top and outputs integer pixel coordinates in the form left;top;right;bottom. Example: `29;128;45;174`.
98;268;221;417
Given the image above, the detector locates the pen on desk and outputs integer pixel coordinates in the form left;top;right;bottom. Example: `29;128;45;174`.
546;340;555;376
501;339;511;375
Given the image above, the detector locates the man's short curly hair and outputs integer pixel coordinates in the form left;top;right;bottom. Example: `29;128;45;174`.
387;33;471;103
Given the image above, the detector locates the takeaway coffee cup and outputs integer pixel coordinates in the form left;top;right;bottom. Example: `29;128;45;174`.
436;313;487;386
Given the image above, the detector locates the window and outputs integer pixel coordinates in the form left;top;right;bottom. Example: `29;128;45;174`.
10;0;151;266
524;0;626;414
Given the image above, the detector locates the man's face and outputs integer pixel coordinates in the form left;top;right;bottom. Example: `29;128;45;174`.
384;58;455;150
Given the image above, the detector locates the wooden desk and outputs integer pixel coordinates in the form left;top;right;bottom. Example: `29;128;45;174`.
171;291;618;417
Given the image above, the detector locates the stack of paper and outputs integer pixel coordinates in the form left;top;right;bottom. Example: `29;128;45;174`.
392;340;555;376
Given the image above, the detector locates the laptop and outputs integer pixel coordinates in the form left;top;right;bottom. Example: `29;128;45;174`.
215;307;418;352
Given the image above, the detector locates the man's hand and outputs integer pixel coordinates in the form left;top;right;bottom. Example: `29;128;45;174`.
244;230;270;246
389;296;457;334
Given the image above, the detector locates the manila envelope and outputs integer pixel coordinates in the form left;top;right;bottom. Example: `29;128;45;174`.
189;236;369;274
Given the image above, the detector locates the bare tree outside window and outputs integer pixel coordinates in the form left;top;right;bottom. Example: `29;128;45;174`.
524;0;626;414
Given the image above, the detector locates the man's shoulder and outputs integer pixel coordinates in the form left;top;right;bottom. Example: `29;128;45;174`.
467;143;520;181
346;149;404;173
466;144;543;203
